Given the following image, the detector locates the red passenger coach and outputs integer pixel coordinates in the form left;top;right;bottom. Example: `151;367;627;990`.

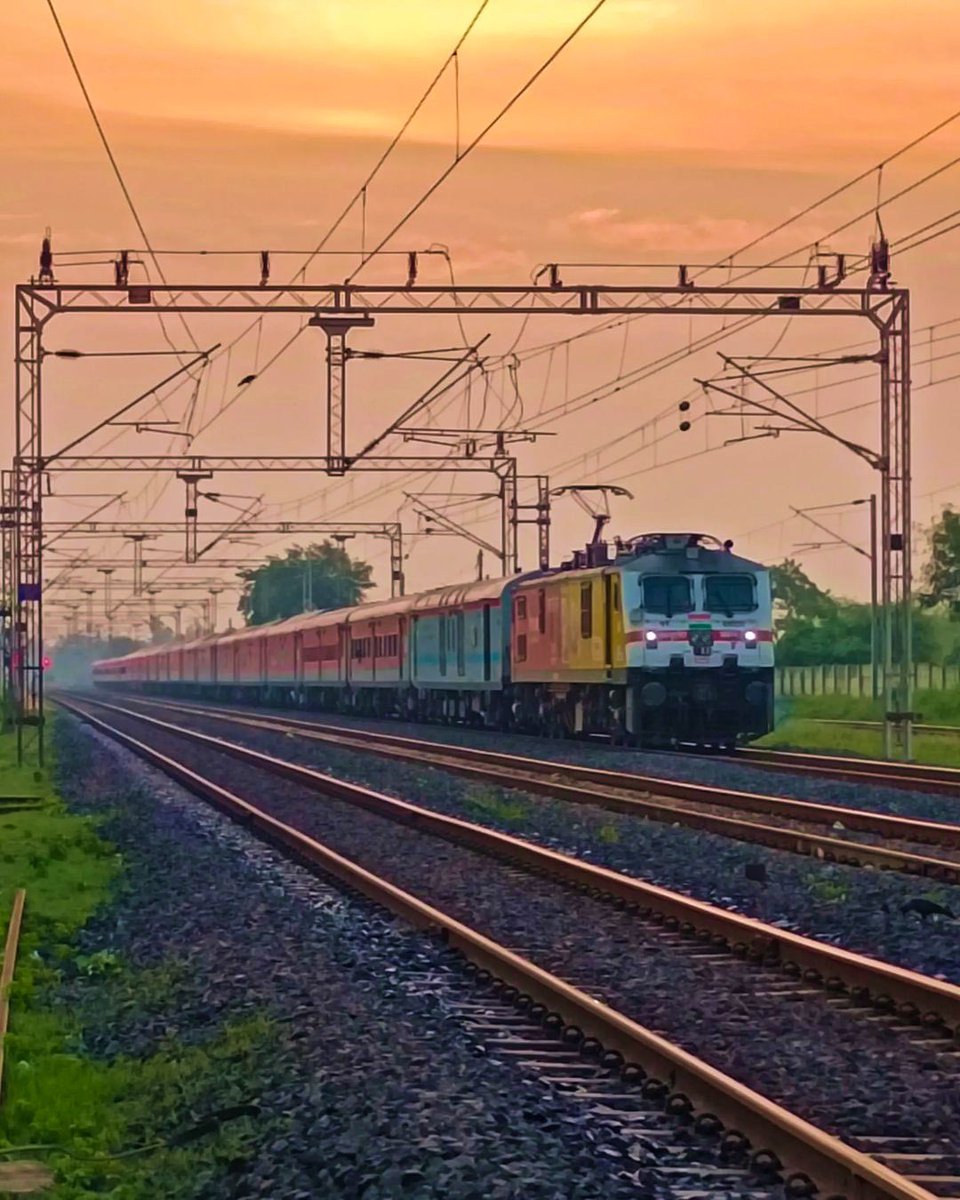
264;623;298;687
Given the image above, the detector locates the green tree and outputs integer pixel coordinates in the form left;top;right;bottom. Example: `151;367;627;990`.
148;615;174;644
770;558;837;626
921;507;960;614
237;541;373;626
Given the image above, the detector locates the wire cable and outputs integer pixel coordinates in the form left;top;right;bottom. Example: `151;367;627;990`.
295;0;490;282
44;0;202;368
346;0;610;281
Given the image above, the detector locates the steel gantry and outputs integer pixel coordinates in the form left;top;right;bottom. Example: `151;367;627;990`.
11;267;913;762
43;520;408;597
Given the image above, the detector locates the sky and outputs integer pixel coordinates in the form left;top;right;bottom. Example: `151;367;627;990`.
2;0;960;635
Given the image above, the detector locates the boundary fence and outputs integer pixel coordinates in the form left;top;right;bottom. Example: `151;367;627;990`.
776;663;960;697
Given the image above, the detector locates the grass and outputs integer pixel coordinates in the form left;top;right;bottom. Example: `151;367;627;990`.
463;784;530;827
757;690;960;766
759;720;960;767
775;689;960;725
0;721;280;1197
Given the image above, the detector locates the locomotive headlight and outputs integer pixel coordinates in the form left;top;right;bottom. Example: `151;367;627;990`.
644;630;658;645
744;630;758;646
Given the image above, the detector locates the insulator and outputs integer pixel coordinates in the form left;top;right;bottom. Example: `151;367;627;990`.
871;237;890;275
39;233;54;284
406;251;418;287
259;250;270;287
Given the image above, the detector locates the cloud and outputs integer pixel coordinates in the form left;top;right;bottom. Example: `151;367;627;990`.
559;207;762;252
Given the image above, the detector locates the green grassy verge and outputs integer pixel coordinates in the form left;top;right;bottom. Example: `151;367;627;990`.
759;689;960;765
0;722;276;1198
774;688;960;725
757;718;960;767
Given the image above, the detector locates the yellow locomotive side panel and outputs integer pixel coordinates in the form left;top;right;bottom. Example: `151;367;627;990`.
559;574;598;672
514;568;628;683
608;570;627;672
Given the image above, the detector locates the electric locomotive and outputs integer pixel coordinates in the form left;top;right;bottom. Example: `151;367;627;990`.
510;532;773;746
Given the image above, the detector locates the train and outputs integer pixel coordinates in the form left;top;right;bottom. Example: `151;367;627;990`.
91;532;775;748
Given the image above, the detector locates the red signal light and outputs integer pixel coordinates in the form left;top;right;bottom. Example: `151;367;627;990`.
41;655;52;670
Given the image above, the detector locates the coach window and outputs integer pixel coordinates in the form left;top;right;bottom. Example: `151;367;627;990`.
580;582;593;639
457;611;466;675
516;632;527;662
537;589;546;634
517;595;527;621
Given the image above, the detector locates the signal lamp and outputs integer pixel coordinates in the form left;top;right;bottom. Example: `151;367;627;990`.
743;630;758;647
644;630;658;645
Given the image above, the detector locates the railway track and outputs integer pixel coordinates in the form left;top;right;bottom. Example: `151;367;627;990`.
805;719;960;739
59;693;960;1200
737;744;960;795
85;693;960;884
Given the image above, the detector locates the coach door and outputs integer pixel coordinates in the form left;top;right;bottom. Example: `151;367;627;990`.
603;574;614;675
482;605;492;682
294;632;303;686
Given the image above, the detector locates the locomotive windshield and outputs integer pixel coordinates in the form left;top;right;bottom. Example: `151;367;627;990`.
642;575;693;616
704;573;756;614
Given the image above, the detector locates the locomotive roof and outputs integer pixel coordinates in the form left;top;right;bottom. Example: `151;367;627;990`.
624;546;765;573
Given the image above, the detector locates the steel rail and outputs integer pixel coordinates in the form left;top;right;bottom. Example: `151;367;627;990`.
737;745;960;795
58;694;960;1038
57;696;940;1200
807;719;960;738
102;697;960;882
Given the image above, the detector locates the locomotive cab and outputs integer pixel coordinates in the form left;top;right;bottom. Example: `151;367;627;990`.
617;533;774;746
509;532;774;748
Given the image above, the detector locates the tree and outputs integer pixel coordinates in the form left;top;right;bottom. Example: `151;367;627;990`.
237;541;374;625
921;507;960;614
769;558;837;627
148;615;174;644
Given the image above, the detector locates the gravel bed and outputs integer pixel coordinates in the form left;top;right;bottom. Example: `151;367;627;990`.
115;697;960;983
81;704;960;1147
53;715;682;1200
157;697;960;824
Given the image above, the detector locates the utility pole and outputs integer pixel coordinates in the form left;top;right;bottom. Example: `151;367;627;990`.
65;602;80;639
80;587;96;635
207;587;223;634
308;314;375;475
792;496;879;700
96;568;114;643
173;602;186;639
124;532;149;595
177;470;213;563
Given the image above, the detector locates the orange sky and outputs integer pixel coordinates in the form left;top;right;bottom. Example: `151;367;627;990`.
2;0;960;632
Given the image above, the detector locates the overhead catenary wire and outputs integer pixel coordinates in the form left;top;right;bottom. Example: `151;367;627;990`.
44;0;203;374
346;0;611;282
